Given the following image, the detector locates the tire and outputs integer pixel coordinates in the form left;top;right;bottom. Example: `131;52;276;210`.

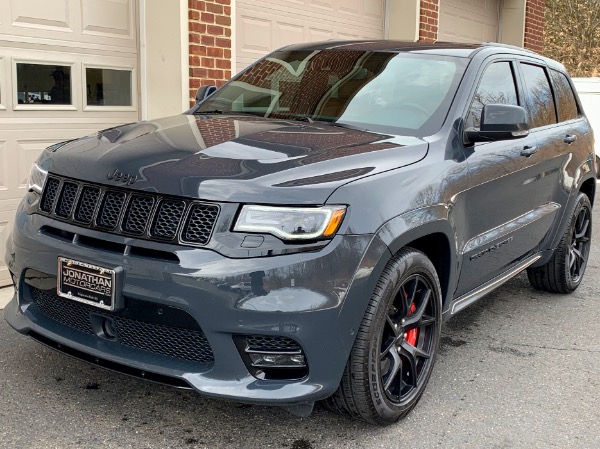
326;248;442;425
527;192;592;293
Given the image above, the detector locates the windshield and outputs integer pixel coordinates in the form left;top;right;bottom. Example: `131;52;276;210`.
196;49;468;136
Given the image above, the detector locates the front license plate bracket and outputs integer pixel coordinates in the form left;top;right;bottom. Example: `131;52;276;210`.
57;257;123;311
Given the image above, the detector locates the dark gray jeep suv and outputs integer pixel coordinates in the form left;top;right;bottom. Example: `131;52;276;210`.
4;41;596;424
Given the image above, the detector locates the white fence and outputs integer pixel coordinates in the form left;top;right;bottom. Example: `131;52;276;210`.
573;77;600;155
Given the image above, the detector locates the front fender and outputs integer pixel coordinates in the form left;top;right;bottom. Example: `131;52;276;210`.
376;205;458;313
337;205;458;358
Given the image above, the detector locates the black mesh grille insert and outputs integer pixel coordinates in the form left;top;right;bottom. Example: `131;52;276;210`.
245;335;302;351
38;174;219;246
41;177;60;212
55;182;79;218
31;287;95;334
183;203;220;244
74;186;101;224
97;191;126;229
151;200;185;239
123;195;155;235
30;287;214;364
113;317;214;363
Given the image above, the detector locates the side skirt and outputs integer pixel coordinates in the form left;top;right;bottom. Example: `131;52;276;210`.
449;254;541;315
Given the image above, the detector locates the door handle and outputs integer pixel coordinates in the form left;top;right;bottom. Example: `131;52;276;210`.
564;134;577;144
520;146;538;157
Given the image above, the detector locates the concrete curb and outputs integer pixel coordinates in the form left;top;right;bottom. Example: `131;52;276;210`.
0;286;14;310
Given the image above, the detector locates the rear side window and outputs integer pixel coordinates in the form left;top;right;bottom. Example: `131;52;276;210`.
466;62;518;130
550;69;579;122
520;63;557;129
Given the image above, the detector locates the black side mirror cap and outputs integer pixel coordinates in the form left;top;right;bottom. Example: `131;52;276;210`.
195;85;217;104
466;104;529;143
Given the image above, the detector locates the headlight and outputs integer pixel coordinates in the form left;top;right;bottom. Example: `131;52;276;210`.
27;163;48;194
234;205;346;241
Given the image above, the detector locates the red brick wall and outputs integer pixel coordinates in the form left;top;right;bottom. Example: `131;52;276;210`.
524;0;545;52
188;0;232;106
419;0;439;42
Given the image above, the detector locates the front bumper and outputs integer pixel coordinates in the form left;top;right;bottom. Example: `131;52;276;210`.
4;203;388;404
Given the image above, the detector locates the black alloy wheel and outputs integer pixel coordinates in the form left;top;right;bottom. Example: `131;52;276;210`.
568;204;591;283
379;274;437;405
528;192;593;293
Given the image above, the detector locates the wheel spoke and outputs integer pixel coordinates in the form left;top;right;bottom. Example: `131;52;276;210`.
418;315;436;327
383;350;402;391
386;315;400;337
575;218;589;239
380;339;395;360
409;277;419;304
399;343;420;387
402;340;430;360
569;249;577;269
576;251;584;273
403;288;432;330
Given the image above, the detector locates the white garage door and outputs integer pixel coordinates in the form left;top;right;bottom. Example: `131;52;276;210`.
235;0;385;73
0;0;139;287
438;0;499;43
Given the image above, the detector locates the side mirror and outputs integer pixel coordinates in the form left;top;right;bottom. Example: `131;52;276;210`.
195;85;217;104
465;104;529;143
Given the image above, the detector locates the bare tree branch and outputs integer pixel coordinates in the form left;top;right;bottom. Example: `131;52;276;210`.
543;0;600;77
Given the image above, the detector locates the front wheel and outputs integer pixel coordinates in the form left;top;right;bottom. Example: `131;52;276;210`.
528;192;592;293
327;248;442;424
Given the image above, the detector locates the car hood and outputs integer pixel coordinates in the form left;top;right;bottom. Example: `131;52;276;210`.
42;114;428;204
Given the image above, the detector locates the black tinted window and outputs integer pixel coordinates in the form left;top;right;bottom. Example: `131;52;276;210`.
521;63;557;128
467;62;518;129
550;69;579;122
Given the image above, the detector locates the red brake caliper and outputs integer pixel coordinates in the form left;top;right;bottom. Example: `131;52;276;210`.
405;302;418;346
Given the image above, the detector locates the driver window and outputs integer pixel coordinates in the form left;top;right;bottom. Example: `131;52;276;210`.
466;62;519;130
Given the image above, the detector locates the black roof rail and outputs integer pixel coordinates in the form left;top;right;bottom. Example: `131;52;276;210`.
481;42;538;55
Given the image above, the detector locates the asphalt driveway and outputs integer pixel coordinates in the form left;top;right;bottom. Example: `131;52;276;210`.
1;209;599;449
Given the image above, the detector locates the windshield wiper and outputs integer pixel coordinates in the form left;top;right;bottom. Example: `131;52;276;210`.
294;115;314;123
289;115;365;131
195;109;223;115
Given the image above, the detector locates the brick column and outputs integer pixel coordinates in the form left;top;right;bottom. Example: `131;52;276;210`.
419;0;439;42
188;0;232;106
524;0;544;52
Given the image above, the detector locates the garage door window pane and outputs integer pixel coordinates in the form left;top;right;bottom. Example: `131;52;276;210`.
17;63;71;105
86;68;132;106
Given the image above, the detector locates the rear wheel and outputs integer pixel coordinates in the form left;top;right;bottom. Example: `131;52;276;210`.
327;248;442;424
527;192;592;293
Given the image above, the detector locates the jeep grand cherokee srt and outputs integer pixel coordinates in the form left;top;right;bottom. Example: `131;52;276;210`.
4;41;595;424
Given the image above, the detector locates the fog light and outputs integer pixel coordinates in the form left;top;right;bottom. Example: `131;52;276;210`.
248;352;306;368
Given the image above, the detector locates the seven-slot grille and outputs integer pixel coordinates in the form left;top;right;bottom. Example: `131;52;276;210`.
39;175;219;246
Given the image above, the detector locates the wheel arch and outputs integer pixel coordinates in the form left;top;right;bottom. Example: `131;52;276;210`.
375;210;458;313
579;176;596;206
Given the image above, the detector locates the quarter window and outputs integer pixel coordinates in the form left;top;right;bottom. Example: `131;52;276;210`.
520;63;557;128
550;69;579;122
466;62;518;130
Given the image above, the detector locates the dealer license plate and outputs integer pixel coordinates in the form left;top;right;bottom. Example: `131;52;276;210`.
57;257;116;311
